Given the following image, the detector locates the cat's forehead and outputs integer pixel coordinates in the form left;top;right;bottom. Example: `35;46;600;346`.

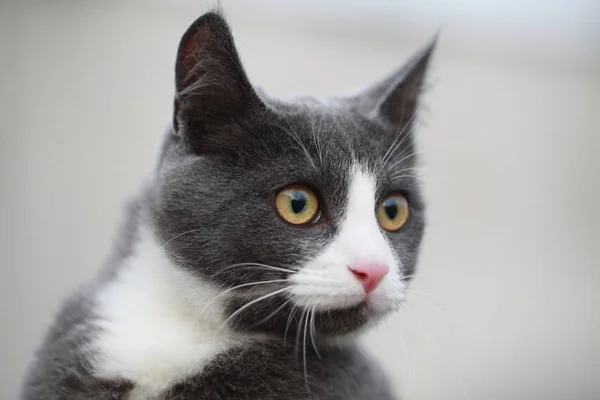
264;96;394;166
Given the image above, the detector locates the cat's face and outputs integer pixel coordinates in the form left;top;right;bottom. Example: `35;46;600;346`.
152;12;434;339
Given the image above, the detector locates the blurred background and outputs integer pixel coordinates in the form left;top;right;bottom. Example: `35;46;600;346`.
1;0;599;399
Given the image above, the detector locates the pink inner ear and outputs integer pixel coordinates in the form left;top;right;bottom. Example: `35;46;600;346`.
348;262;389;294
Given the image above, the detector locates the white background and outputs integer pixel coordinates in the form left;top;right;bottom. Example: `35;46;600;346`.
1;0;599;399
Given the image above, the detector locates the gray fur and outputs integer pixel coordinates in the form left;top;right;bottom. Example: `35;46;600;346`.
21;10;435;400
163;341;395;400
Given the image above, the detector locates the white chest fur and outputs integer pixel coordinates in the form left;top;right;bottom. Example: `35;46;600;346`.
91;227;245;398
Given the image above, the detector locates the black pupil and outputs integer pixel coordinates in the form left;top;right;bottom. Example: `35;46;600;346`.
384;198;398;220
291;191;307;214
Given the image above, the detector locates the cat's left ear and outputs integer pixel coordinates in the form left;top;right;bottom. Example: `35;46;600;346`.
347;35;437;130
173;11;265;154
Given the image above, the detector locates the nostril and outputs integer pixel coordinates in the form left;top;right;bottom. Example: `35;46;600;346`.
350;270;369;282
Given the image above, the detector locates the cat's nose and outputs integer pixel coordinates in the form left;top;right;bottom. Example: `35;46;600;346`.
348;262;389;294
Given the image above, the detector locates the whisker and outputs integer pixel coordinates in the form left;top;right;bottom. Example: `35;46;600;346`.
278;120;319;172
248;298;292;329
295;308;307;361
303;303;310;393
389;174;422;181
383;126;416;170
284;305;299;349
391;166;427;174
400;272;429;281
199;279;288;317
388;149;426;171
313;113;324;165
389;166;427;179
217;262;296;275
159;228;202;249
309;305;321;359
217;287;289;333
380;111;417;170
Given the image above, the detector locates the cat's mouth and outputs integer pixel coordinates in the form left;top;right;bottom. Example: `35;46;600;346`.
225;289;396;337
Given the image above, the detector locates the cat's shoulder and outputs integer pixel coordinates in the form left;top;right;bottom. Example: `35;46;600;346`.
21;285;134;400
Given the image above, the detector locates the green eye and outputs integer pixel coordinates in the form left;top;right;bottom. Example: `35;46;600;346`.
275;185;319;225
378;193;409;231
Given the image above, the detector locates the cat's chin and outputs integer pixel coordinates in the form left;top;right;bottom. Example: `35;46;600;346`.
225;294;396;338
313;298;396;336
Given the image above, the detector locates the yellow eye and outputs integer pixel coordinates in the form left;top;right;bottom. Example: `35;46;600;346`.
275;185;319;225
378;193;409;231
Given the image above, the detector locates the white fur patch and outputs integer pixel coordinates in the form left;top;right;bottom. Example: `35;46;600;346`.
290;166;406;311
91;226;246;398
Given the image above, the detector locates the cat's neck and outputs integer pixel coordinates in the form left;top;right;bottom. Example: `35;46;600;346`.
91;221;249;394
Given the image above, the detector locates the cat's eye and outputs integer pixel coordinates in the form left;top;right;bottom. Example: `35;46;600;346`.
378;193;409;231
275;185;320;225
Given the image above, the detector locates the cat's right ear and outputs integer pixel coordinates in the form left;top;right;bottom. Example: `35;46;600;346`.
344;36;437;132
173;11;264;154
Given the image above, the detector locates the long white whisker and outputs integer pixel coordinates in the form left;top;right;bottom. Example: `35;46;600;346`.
248;299;292;329
400;272;427;280
383;126;415;169
217;287;289;333
159;229;202;249
389;166;427;178
217;262;296;275
280;120;318;171
309;305;321;359
381;112;418;169
381;110;414;167
200;279;288;317
389;174;422;181
284;305;299;349
295;308;307;361
313;113;324;165
388;149;426;171
303;303;310;393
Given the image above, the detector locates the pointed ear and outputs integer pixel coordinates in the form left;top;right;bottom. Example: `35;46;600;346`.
173;11;264;154
349;36;437;129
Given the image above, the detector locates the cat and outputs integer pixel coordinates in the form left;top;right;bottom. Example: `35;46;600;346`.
20;10;435;400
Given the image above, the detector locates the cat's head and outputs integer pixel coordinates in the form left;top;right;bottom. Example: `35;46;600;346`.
151;12;435;339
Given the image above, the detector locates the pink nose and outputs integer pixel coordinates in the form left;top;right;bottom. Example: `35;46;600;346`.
348;262;389;294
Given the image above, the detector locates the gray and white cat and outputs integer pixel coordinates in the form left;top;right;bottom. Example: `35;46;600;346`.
21;10;435;400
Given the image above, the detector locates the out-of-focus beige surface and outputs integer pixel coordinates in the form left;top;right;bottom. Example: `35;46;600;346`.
1;1;599;399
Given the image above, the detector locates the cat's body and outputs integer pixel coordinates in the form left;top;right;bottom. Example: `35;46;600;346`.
21;11;435;400
23;202;394;400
